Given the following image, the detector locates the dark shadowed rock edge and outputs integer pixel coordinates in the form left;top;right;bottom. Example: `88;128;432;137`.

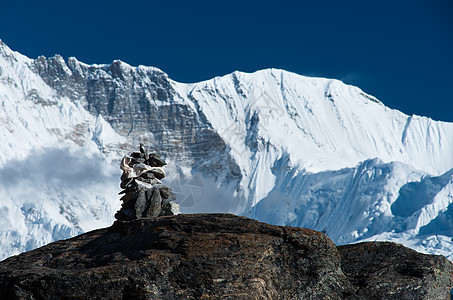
0;214;451;299
338;242;453;299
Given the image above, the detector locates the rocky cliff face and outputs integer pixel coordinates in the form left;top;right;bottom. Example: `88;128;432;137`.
31;55;240;179
0;214;451;299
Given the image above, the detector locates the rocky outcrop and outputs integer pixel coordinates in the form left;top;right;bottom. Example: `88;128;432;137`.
0;214;353;299
338;242;453;299
0;214;451;299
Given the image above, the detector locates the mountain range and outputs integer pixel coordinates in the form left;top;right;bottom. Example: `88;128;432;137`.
0;40;452;261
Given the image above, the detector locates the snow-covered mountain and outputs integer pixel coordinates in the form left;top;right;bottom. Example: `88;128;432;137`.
1;40;452;260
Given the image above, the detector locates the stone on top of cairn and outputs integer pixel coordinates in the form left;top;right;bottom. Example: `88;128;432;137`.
115;144;180;221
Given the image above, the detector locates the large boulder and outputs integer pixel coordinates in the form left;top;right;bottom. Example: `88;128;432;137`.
0;214;451;299
0;214;352;299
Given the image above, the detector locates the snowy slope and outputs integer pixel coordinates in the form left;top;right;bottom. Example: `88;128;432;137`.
1;40;453;260
171;70;453;259
174;69;453;176
0;41;125;258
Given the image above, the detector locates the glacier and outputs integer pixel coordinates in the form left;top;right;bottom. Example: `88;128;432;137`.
0;40;453;261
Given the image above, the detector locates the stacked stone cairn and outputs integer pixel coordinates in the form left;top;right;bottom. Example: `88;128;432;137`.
115;144;180;220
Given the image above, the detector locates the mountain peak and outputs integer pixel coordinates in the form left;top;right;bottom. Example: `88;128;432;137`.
1;40;453;264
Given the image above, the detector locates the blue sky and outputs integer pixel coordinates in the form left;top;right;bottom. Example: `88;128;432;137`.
1;0;452;121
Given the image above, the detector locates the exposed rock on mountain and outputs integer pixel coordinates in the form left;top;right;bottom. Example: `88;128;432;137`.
32;50;237;176
0;214;451;299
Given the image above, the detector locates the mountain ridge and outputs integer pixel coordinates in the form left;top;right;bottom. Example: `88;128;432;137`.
1;41;453;261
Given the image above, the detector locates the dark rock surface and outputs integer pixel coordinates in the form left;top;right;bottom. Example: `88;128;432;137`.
0;214;352;299
0;214;451;299
338;242;453;299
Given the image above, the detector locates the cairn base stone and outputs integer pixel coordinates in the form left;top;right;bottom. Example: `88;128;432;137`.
115;181;179;221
